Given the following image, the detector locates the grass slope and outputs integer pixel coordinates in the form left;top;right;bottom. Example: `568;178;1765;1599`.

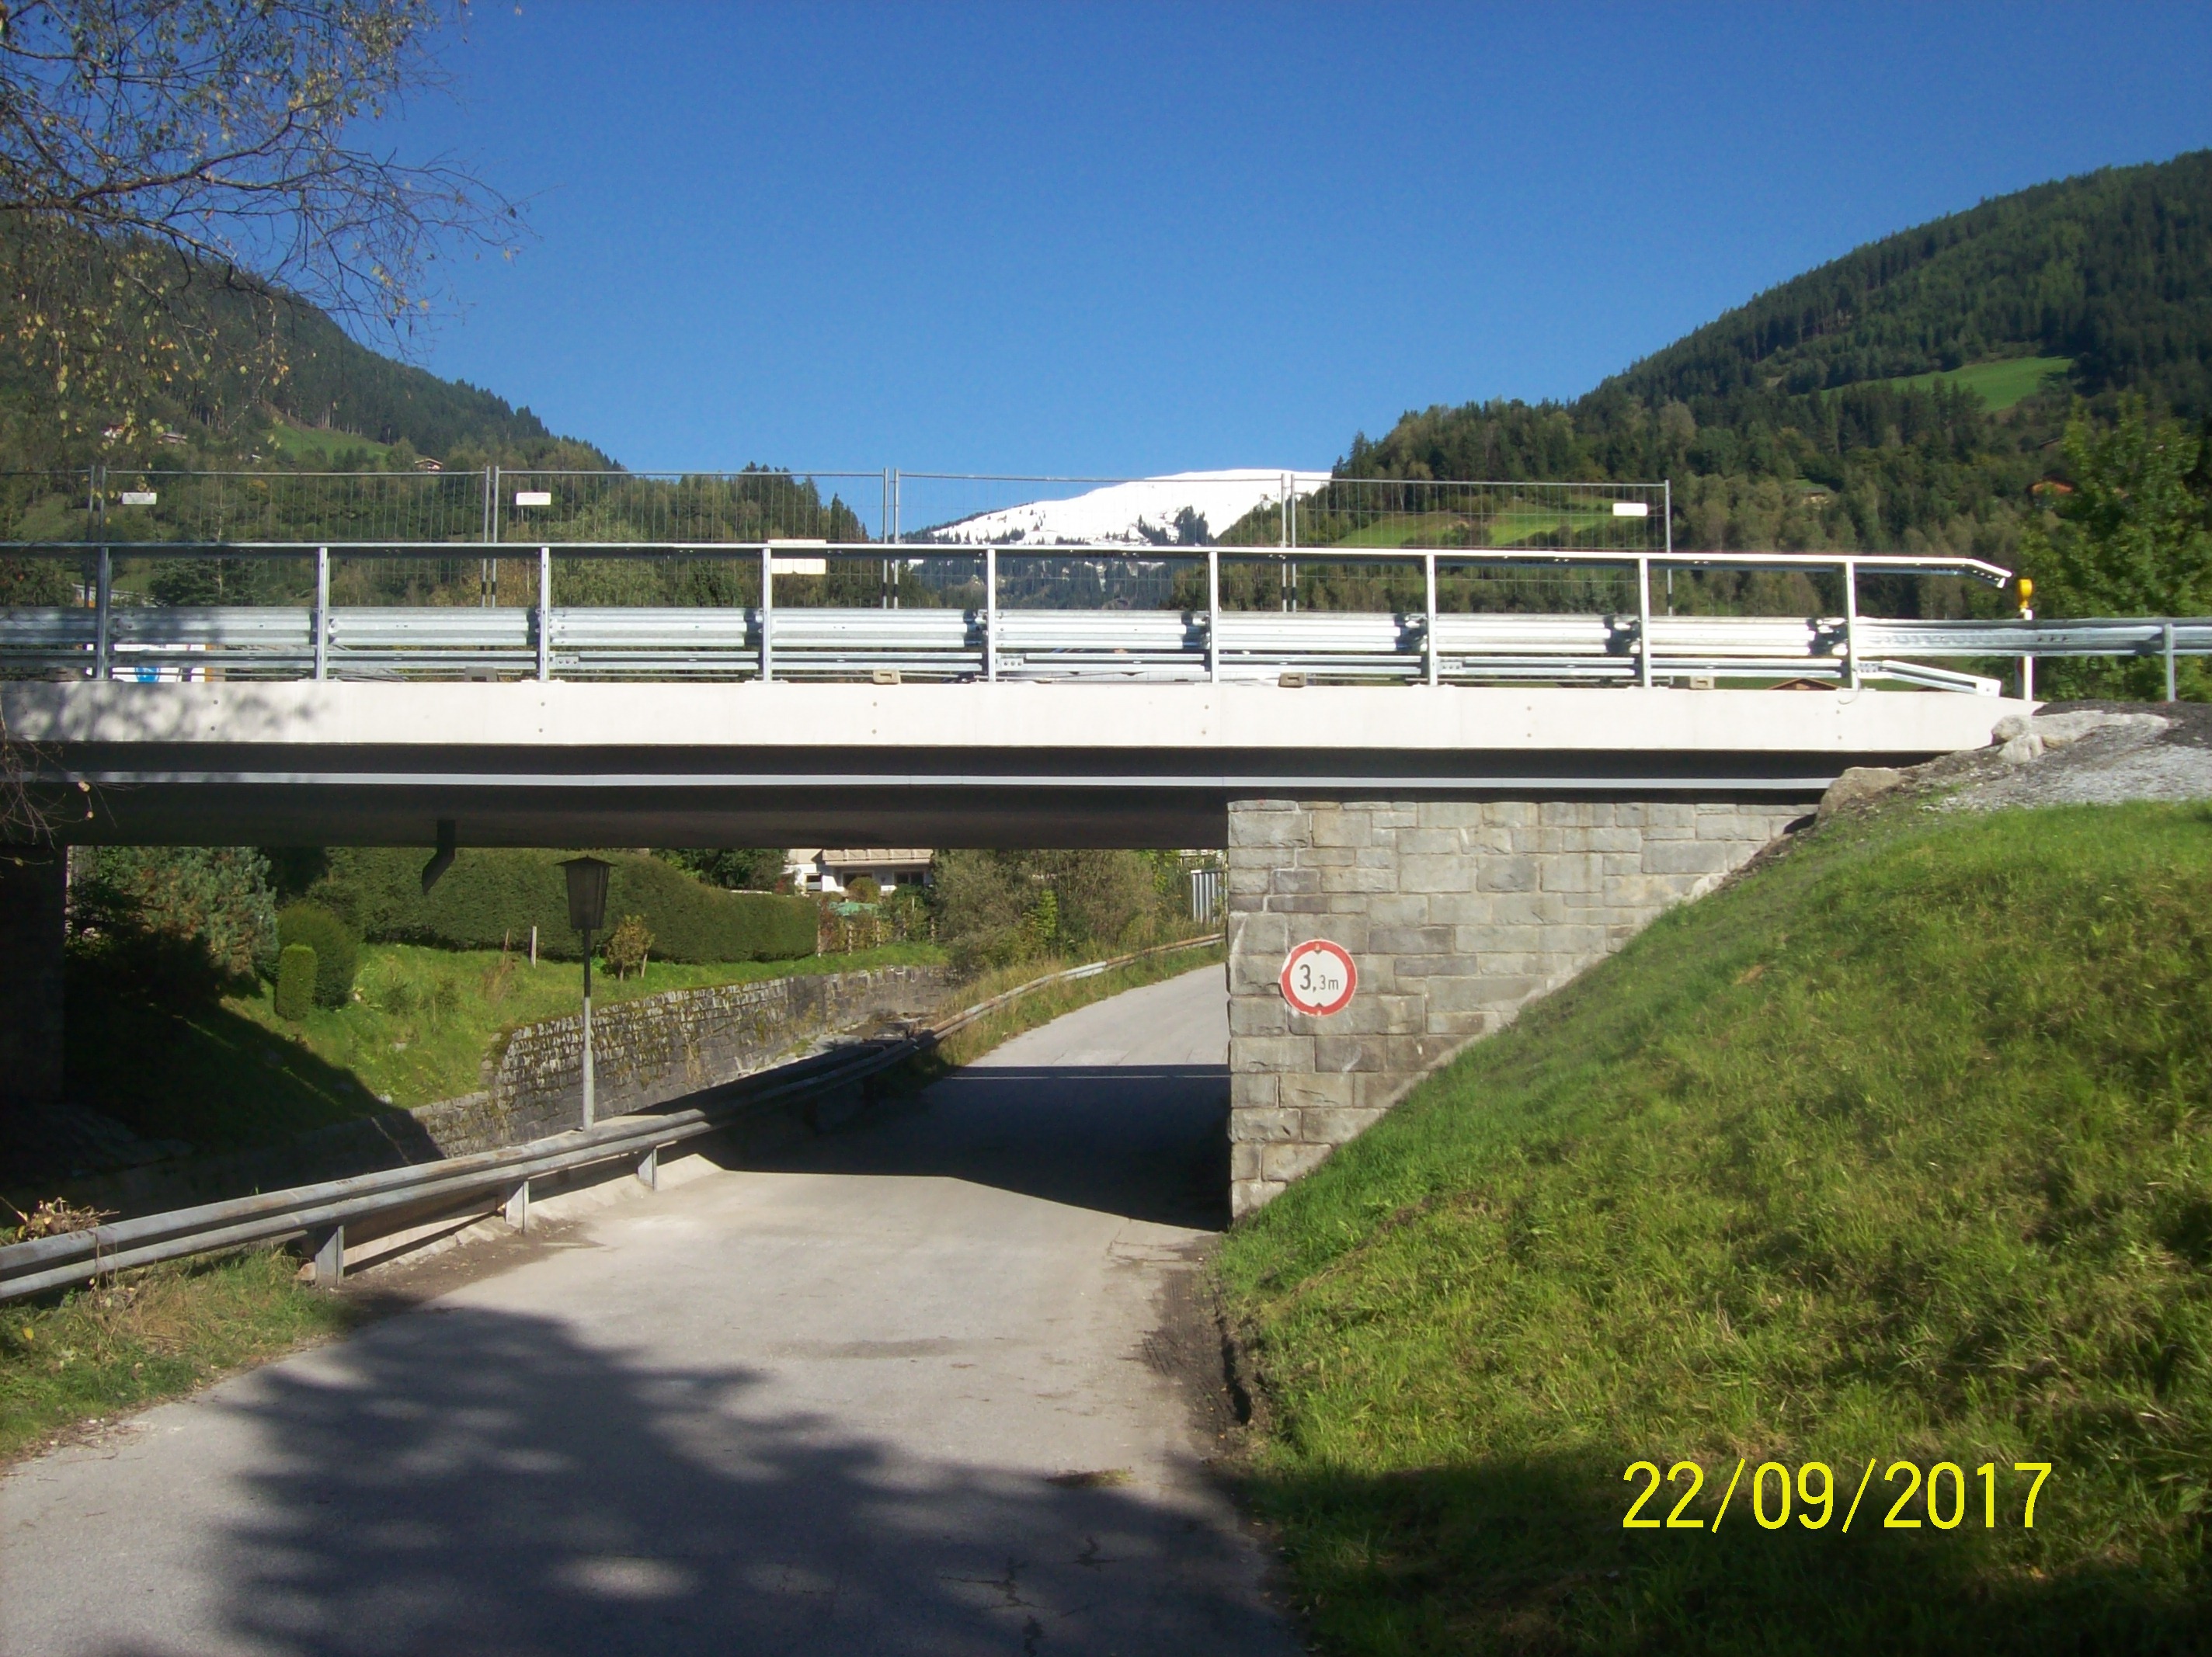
1218;802;2212;1655
66;941;946;1152
1882;356;2075;412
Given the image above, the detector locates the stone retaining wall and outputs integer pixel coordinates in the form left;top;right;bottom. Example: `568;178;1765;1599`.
50;963;951;1218
1226;797;1802;1216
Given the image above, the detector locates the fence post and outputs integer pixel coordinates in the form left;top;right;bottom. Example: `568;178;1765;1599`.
536;546;551;683
312;547;329;680
984;547;997;683
93;544;113;681
2165;620;2177;702
1208;547;1221;684
1843;558;1861;691
1636;556;1653;689
760;545;774;683
1424;551;1440;686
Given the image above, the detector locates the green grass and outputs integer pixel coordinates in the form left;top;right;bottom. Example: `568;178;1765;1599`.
65;940;947;1152
1885;355;2073;412
0;1249;360;1464
1216;801;2212;1655
263;417;393;465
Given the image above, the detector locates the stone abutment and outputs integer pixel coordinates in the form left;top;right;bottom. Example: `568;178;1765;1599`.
1226;796;1804;1216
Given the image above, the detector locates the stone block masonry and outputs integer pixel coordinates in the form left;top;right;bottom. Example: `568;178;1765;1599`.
1227;797;1803;1216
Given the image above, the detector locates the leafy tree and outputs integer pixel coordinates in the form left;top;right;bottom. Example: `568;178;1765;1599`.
2024;400;2212;698
0;0;519;453
656;848;787;891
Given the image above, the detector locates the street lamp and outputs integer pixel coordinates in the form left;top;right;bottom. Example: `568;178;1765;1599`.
558;856;612;1128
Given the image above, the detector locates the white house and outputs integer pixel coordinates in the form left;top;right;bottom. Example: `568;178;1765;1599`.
784;848;933;896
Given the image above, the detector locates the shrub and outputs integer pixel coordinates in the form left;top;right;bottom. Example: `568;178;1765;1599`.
276;904;359;1008
274;944;316;1021
845;874;881;902
74;846;279;987
308;848;815;963
603;914;652;980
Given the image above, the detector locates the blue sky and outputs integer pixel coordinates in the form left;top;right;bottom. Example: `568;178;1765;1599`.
392;2;2212;474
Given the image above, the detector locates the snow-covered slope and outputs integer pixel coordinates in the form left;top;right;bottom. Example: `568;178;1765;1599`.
918;469;1332;547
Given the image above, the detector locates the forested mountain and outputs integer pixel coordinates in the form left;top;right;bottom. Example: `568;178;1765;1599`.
1341;151;2212;561
0;226;609;474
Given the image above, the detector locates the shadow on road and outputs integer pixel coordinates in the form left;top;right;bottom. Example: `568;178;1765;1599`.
749;1061;1233;1231
82;1302;1278;1657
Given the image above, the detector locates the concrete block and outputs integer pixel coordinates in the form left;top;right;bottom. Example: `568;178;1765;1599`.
1645;801;1696;830
1301;844;1357;867
1230;1070;1279;1107
1230;995;1292;1036
1426;1004;1493;1036
1233;1034;1316;1072
1370;924;1453;955
1476;856;1539;893
1230;1142;1265;1182
1314;1033;1389;1072
1229;1106;1303;1143
1366;893;1435;925
1540;854;1601;893
1539;800;1595;826
1309;812;1374;848
1474;951;1542;978
1424;894;1494;925
1416;801;1487;828
1229;911;1293;954
1643;839;1733;875
1319;863;1398;895
1590;827;1643;853
1401;853;1479;892
1230;808;1312;849
1280;1069;1358;1109
1261;1141;1337;1183
1377;992;1427;1033
1271;864;1322;895
1300;1106;1389;1146
1392;954;1484;978
1226;863;1272;893
1454;922;1542;954
1395;828;1464;856
1269;894;1331;914
1355;1072;1423;1111
1231;1178;1280;1218
1485;801;1538;827
1354;846;1401;870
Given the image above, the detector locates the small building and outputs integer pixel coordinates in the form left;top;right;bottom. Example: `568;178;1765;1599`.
784;848;932;896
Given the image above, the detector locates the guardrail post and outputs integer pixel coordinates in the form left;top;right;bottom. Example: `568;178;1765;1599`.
1207;548;1221;684
984;547;997;683
1424;551;1439;686
311;1224;345;1284
536;546;551;683
760;544;774;683
504;1178;530;1232
1842;558;1861;690
2165;620;2177;702
1636;556;1653;688
312;547;329;680
636;1145;659;1190
93;544;113;680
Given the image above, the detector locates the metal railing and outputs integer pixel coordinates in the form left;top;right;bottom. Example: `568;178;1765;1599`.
0;937;1223;1302
1;538;2104;692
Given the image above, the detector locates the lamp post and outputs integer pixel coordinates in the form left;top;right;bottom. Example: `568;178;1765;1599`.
558;856;612;1128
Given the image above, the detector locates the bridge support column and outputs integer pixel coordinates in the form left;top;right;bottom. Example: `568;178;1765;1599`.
0;845;67;1116
1226;797;1803;1218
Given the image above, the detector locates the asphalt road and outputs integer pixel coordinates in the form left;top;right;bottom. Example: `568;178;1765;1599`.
0;965;1294;1656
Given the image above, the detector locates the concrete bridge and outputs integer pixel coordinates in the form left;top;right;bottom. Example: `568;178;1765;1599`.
18;522;2182;1207
2;663;2020;1211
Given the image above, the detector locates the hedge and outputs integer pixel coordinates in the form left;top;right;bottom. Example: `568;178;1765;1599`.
276;904;360;1007
274;944;317;1021
308;848;816;964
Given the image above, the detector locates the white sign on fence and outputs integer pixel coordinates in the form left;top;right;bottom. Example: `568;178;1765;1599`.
1278;939;1358;1017
513;490;553;507
770;556;828;575
1612;501;1650;517
119;492;158;506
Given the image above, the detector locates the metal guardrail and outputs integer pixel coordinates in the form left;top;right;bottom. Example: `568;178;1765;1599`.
2;537;2134;693
0;936;1224;1302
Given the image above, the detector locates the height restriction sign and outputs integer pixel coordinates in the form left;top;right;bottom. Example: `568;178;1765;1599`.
1279;940;1358;1017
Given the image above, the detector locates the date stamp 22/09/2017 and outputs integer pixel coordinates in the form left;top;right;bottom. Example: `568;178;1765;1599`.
1622;1460;2053;1533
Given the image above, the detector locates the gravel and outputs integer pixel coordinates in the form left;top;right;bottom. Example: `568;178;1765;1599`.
1897;700;2212;813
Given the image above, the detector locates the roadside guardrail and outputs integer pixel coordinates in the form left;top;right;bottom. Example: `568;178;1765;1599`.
0;936;1224;1302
